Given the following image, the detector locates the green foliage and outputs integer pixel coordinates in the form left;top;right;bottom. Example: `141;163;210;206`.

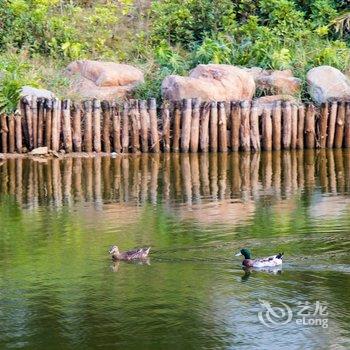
0;0;349;101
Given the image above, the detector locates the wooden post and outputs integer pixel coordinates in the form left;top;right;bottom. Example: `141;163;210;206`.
72;101;82;152
101;100;111;153
240;100;250;152
209;101;218;152
62;99;73;153
82;100;93;152
272;101;282;151
122;101;129;153
37;98;44;147
262;107;272;151
344;102;350;148
149;98;159;153
282;101;292;150
130;100;140;153
172;101;181;152
181;98;192;153
297;104;305;150
112;102;121;153
291;103;298;150
139;100;149;153
14;106;22;153
199;102;210;152
327;101;337;148
51;98;60;152
218;101;228;152
230;102;241;152
32;96;38;149
0;113;8;154
318;102;328;149
44;98;53;149
334;101;345;149
93;99;101;152
305;103;316;149
162;101;171;153
24;96;33;150
190;98;200;153
250;103;260;152
8;114;15;153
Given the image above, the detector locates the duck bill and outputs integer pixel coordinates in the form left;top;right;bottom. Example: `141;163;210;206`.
235;252;242;256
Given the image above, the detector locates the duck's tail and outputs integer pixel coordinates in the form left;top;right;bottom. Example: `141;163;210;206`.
144;247;151;255
276;252;284;260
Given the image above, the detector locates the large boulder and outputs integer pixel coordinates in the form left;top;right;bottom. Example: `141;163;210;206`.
307;65;350;104
162;64;255;101
245;67;301;95
253;94;298;113
21;86;55;99
66;60;144;100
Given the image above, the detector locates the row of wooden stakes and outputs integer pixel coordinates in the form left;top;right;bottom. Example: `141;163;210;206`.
1;97;350;154
1;151;349;207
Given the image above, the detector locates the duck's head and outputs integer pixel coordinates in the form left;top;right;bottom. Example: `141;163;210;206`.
235;248;251;259
109;245;119;254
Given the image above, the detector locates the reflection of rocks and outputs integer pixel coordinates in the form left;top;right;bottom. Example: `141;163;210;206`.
309;195;350;219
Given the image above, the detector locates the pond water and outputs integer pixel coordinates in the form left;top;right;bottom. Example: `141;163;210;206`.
0;150;349;350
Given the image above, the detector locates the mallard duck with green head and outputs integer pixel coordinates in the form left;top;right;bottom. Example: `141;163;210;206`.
235;248;284;268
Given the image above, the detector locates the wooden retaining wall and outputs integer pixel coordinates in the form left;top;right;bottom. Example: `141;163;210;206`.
1;97;350;154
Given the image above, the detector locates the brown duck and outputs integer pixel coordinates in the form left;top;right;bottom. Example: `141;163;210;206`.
109;245;151;261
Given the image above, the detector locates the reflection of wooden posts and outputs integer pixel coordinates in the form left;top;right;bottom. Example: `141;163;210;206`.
93;156;102;204
139;100;149;153
181;154;192;204
181;99;192;153
8;114;15;153
272;101;282;151
304;150;315;190
199;153;210;196
52;158;62;206
272;152;281;195
32;96;38;149
296;151;305;188
209;101;218;152
163;153;171;202
62;99;73;153
282;101;292;150
318;103;328;149
250;104;260;152
199;102;210;152
8;159;15;195
103;157;112;200
190;98;200;153
318;149;328;192
62;158;73;204
305;103;315;149
231;152;241;195
14;108;22;153
218;153;227;199
240;101;251;152
72;102;82;152
344;102;350;148
113;156;122;201
140;154;148;203
190;154;201;200
218;102;228;152
240;153;251;199
130;101;140;153
93;99;101;152
15;159;23;204
261;152;272;190
262;108;272;151
73;158;82;201
101;101;111;153
344;149;350;192
1;113;8;153
52;98;61;152
327;149;336;193
173;154;181;197
327;101;337;148
150;154;159;204
112;102;121;153
122;157;130;202
334;101;345;149
209;153;218;198
37;98;44;147
282;152;292;196
231;102;241;152
250;152;260;199
83;100;93;152
291;104;298;150
291;151;298;191
162;101;171;153
149;98;159;153
334;149;345;193
122;102;129;153
45;98;53;149
297;105;305;150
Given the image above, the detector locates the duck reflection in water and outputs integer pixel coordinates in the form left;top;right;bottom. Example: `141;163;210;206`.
241;266;282;282
111;258;151;272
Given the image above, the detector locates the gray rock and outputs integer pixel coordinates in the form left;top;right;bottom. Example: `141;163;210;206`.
21;86;55;99
30;147;48;155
